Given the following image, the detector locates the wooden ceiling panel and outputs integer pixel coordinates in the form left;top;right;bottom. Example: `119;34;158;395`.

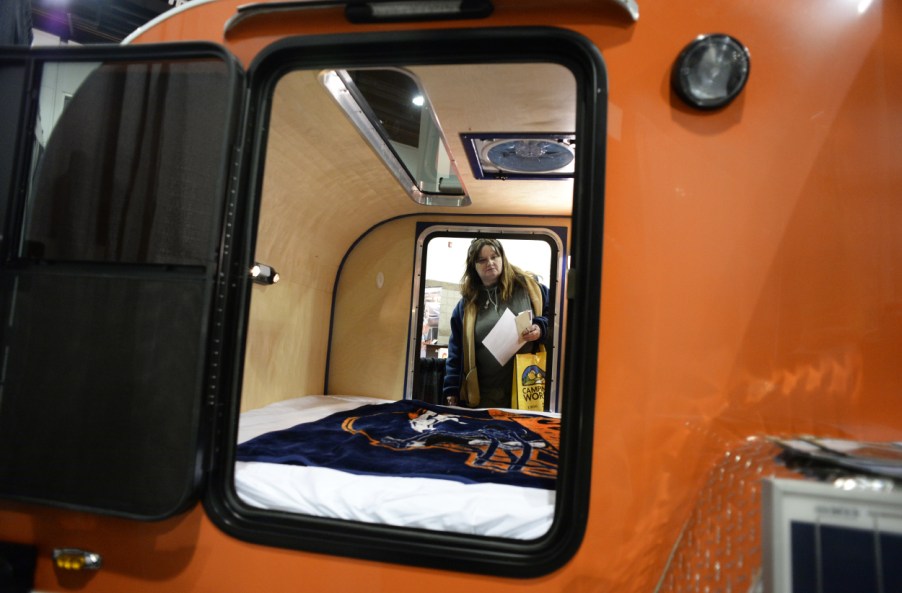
258;62;577;262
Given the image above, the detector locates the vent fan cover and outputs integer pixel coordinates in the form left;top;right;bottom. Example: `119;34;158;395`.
462;134;575;180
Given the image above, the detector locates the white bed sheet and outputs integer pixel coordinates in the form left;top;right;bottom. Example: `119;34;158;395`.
235;395;556;539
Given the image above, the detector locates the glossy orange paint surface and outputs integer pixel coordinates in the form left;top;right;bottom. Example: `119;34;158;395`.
2;1;900;591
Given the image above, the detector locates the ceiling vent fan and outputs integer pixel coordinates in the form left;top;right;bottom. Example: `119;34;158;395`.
461;133;575;180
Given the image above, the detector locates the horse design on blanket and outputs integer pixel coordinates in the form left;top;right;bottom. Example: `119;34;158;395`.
342;407;559;481
236;400;559;489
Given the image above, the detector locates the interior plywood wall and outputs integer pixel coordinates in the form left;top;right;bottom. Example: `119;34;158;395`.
238;62;576;412
328;215;571;400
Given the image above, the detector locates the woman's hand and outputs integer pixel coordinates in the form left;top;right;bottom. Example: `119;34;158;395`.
522;324;541;342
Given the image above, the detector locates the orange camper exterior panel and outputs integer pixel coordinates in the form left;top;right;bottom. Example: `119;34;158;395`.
0;1;900;592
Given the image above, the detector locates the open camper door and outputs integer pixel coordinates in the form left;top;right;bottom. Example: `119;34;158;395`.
0;43;245;519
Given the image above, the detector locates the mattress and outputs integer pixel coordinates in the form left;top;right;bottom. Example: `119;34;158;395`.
235;395;557;539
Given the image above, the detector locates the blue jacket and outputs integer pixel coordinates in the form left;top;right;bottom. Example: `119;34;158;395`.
442;277;549;406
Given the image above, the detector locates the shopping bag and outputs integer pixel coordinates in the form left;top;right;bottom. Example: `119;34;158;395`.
511;351;546;411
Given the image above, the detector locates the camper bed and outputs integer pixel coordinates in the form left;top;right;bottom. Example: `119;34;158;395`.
235;395;558;539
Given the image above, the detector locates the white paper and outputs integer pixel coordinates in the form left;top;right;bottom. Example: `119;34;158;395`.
483;308;526;366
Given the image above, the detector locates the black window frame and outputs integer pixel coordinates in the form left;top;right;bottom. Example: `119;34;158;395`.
206;26;607;578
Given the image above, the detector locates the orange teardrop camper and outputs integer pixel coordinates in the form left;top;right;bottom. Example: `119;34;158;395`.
1;1;900;592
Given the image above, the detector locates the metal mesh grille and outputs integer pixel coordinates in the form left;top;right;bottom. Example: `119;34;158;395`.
657;438;798;593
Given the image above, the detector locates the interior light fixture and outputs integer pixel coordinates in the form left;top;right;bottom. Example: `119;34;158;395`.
250;263;280;285
672;34;750;110
319;68;470;207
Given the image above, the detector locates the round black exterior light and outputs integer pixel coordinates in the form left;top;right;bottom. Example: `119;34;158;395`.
672;34;750;110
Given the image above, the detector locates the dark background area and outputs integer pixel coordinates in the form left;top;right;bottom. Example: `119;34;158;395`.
32;0;174;44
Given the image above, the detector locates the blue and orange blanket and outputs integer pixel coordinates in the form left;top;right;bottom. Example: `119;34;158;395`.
236;400;559;490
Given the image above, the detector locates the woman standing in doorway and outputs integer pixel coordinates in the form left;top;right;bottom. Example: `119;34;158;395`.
443;238;549;408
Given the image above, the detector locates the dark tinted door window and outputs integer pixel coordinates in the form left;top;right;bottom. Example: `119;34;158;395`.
0;48;241;519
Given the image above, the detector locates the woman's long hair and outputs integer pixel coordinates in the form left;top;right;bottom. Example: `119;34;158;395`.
460;238;530;305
